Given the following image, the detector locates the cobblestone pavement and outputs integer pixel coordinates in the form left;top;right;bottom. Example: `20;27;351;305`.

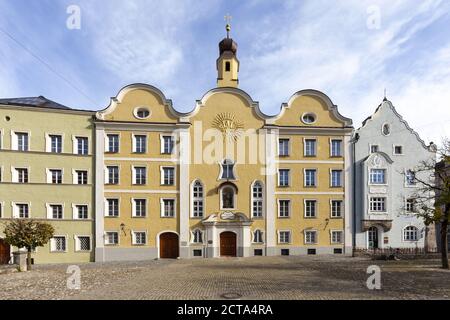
0;256;449;300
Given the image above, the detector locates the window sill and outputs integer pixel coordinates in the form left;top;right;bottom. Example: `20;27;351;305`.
304;216;317;219
277;216;291;219
131;216;147;219
330;216;343;219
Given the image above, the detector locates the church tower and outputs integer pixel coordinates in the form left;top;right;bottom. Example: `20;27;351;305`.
217;22;239;88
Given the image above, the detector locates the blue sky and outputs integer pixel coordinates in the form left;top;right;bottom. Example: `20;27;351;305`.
0;0;449;143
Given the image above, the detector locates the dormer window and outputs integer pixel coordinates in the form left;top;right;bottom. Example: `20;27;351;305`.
225;61;231;72
220;159;235;180
133;107;151;119
301;113;316;124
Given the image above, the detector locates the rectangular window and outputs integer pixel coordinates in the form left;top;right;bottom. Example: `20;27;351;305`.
162;199;175;217
406;199;416;212
331;140;342;157
50;135;62;153
76;205;88;219
76;236;91;251
406;170;416;186
278;169;290;187
278;139;289;156
105;232;119;245
134;167;147;185
278;200;290;218
107;166;119;184
51;236;66;252
76;170;88;185
50;204;63;219
279;231;290;244
106;199;119;217
331;170;343;187
331;200;343;218
370;145;379;153
133;199;147;217
16;168;29;183
133;232;146;245
107;134;119;153
162;167;175;185
305;231;317;244
394;145;403;155
16;132;29;151
370;169;386;184
76;137;88;155
331;231;343;244
134;135;147;153
50;169;63;184
304;200;317;218
193;200;204;218
16;203;29;218
369;197;386;212
304;139;316;157
252;200;263;218
304;169;317;187
162;136;174;154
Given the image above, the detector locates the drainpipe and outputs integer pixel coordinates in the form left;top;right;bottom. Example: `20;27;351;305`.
352;133;359;257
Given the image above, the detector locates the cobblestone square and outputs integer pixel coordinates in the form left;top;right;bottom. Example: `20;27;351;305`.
1;256;449;300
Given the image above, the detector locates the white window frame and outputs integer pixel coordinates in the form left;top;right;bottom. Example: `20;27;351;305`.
132;133;147;154
304;168;317;187
46;168;63;184
160;198;176;218
218;159;237;181
105;165;120;185
50;235;68;253
160;166;176;186
369;197;387;213
330;199;343;218
369;168;387;185
191;180;204;218
160;134;175;154
278;230;291;244
405;169;417;187
369;144;379;154
12;202;30;218
277;199;291;218
132;230;147;246
11;131;30;151
303;138;317;157
104;231;119;245
402;225;419;242
330;139;342;157
46;203;64;220
405;198;416;213
304;199;317;218
252;229;264;244
132;166;147;185
304;230;317;244
330;169;343;187
278;169;290;187
46;133;64;153
191;229;204;244
251;181;264;218
73;136;89;155
393;144;404;155
74;235;92;252
330;230;343;244
132;198;147;218
72;204;89;220
105;198;120;217
12;166;29;183
278;138;290;157
72;169;89;185
105;133;120;153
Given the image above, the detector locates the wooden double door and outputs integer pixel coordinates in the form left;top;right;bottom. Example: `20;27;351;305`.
0;239;10;264
220;232;237;257
159;232;179;259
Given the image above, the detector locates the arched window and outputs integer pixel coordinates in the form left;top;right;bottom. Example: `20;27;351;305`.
221;186;236;209
221;159;235;180
403;226;418;241
251;181;264;218
192;229;203;244
192;180;204;218
253;230;263;243
225;61;231;72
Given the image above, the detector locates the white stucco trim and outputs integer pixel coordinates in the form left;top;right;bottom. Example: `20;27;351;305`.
95;127;106;259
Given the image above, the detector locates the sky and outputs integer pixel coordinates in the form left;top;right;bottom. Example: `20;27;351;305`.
0;0;449;144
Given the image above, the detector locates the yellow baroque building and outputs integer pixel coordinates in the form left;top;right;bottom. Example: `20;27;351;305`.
93;32;354;261
0;97;95;264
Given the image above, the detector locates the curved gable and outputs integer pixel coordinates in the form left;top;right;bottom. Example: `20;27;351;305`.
270;89;352;127
96;83;182;123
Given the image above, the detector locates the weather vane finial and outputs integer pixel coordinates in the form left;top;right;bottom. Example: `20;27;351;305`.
383;88;387;101
224;14;232;38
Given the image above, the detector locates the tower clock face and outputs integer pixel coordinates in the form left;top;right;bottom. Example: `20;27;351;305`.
212;112;244;141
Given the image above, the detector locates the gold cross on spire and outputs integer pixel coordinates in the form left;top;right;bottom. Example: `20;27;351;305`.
224;14;232;38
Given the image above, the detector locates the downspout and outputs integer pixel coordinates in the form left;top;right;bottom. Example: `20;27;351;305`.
352;133;359;257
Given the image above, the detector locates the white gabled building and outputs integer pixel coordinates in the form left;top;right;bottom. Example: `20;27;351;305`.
354;98;436;250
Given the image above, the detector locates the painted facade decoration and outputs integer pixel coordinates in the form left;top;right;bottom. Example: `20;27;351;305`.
354;99;435;250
